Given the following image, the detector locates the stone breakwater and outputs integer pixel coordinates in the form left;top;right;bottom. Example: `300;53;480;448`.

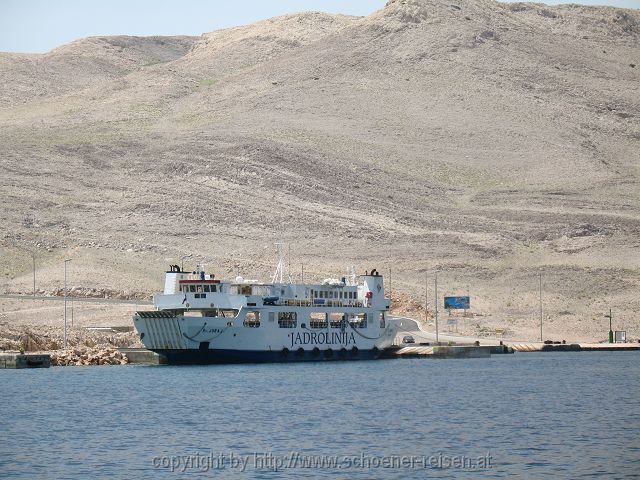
50;346;129;366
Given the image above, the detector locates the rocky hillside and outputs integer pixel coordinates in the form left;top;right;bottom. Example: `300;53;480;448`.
1;0;639;341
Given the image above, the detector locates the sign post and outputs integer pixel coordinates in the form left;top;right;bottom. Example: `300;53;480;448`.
605;309;613;343
444;296;470;310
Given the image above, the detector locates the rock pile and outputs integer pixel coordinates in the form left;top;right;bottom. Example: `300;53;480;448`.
12;287;151;301
0;322;142;352
50;346;129;366
389;290;433;319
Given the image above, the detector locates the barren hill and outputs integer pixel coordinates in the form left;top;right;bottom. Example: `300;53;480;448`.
1;0;639;341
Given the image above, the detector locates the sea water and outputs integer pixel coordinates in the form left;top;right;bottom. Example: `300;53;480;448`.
1;352;639;478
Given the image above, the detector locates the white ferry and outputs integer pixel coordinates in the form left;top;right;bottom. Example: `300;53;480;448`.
133;252;401;364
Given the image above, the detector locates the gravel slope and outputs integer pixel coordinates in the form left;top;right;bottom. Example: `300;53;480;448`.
1;0;639;342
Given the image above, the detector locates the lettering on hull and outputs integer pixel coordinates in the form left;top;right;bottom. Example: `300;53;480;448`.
289;331;357;348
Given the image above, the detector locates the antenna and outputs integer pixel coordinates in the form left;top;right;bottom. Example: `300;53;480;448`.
271;242;292;284
348;266;357;286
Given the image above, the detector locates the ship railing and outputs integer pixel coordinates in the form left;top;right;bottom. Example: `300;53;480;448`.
284;299;312;307
281;299;364;308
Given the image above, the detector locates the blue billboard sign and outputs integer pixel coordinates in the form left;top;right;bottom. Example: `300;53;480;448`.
444;296;470;309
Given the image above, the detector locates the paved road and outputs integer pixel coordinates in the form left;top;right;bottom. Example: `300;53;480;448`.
0;294;151;305
389;315;503;345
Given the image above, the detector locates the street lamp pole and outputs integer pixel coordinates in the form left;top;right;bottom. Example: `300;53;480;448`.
64;259;71;350
539;273;543;342
424;269;428;323
435;270;439;345
605;309;613;343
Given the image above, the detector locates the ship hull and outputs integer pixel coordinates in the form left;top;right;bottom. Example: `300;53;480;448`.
152;347;387;365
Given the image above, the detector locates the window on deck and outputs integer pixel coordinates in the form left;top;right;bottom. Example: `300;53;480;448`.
309;312;328;329
243;311;260;328
278;312;297;328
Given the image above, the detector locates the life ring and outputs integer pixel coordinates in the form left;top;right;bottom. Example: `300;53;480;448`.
365;291;373;299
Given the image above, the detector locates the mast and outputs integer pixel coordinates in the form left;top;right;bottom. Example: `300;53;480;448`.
348;266;357;286
271;242;292;284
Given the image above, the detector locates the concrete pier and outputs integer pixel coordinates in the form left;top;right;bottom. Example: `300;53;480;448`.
0;352;51;369
510;342;640;352
118;348;166;364
388;345;496;358
85;326;134;333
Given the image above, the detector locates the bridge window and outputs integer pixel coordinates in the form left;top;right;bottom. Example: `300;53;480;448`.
189;285;196;293
278;312;297;328
243;311;260;328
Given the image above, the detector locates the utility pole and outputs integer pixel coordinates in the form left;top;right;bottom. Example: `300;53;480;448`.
64;259;72;350
539;273;543;342
605;309;613;343
425;269;428;323
435;270;439;345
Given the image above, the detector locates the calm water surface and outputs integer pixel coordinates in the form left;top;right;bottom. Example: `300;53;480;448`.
1;352;639;478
